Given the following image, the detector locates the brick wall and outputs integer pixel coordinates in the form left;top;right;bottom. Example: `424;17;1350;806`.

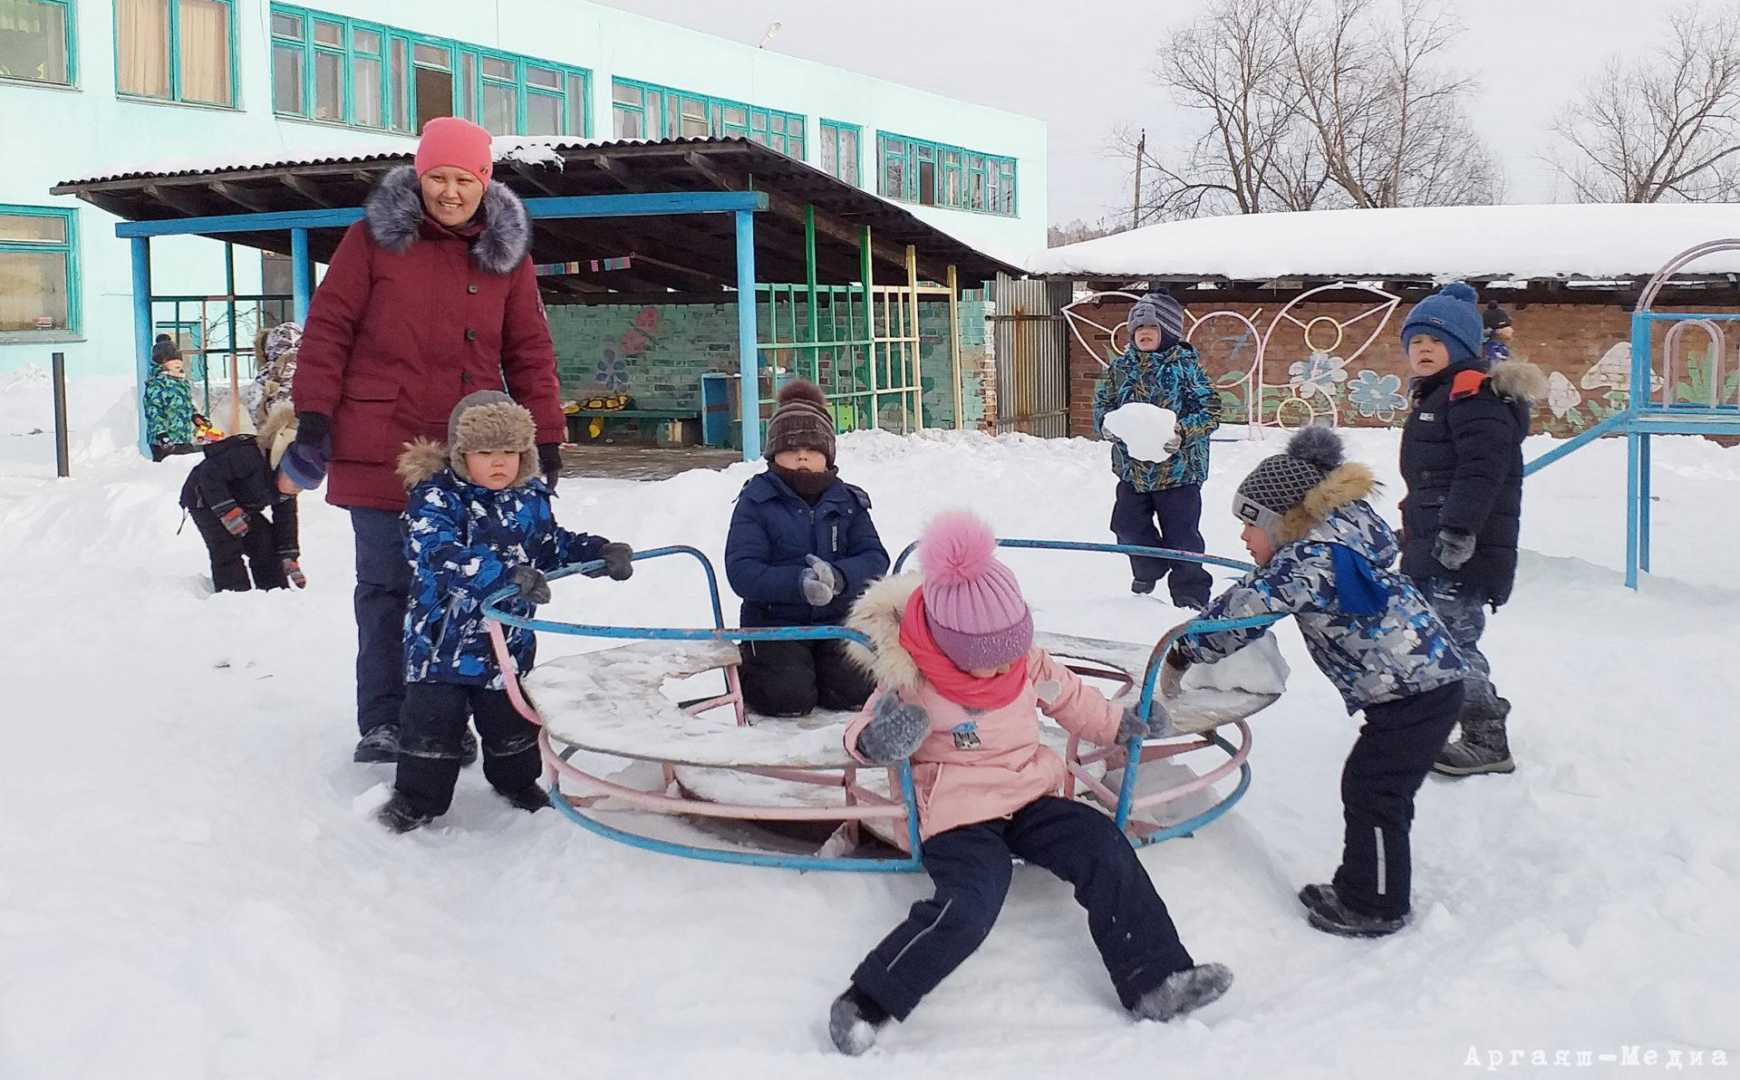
1066;295;1740;439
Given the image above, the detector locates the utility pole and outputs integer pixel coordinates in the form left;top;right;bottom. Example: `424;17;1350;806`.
1131;129;1146;230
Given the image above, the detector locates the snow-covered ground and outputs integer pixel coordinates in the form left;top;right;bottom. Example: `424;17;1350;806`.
2;376;1736;1079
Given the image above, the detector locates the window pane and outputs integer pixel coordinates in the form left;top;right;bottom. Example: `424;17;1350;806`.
0;251;70;332
484;82;514;134
416;65;453;129
459;52;474;119
526;65;558;88
680;98;706;138
970;167;984;210
842;130;858;184
821;132;836;175
312;19;340;46
116;0;170;97
272;42;303;113
270;11;301;38
390;38;408;130
353;57;382;126
986;166;999;213
178;0;233;105
770;114;785;134
566;74;586;134
352;27;380;54
482;56;511;80
313;49;341;120
1001;164;1015;213
612;82;641;105
0;0;71;84
0;213;66;242
613;104;640;139
414;43;450;69
723;105;746;127
788;132;803;160
919;160;937;206
526;92;559;135
882;143;903;198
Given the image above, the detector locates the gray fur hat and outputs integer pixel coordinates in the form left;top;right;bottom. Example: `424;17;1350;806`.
447;389;538;486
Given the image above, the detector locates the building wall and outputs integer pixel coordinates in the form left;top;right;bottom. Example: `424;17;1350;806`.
1066;294;1740;440
0;0;1045;378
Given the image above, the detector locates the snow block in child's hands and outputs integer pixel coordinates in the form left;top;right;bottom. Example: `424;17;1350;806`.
1180;631;1290;695
1101;403;1179;462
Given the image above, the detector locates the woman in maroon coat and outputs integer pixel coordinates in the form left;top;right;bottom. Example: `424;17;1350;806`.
280;117;565;762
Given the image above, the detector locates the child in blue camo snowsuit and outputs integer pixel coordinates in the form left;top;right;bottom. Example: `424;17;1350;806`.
1164;426;1466;939
376;390;635;833
1092;293;1218;608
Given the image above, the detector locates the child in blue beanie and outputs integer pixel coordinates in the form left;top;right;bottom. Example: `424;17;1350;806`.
1396;283;1545;779
1092;292;1219;609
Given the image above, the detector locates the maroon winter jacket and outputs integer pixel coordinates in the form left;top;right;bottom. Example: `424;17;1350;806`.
293;165;563;511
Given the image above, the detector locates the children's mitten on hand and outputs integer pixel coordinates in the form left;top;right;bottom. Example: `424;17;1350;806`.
1160;648;1191;699
212;500;249;538
855;694;931;764
282;558;306;590
601;542;634;581
509;564;551;604
1433;528;1476;570
801;554;844;606
1117;702;1176;744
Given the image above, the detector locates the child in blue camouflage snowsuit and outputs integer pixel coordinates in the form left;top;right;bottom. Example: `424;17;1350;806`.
1163;427;1466;939
376;390;635;833
1092;293;1219;608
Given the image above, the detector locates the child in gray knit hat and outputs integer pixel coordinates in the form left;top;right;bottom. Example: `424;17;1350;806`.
1164;426;1466;939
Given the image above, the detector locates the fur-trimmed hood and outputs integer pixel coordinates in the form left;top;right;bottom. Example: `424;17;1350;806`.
843;574;924;694
256;401;299;470
364;164;531;275
1489;358;1547;405
1270;461;1379;547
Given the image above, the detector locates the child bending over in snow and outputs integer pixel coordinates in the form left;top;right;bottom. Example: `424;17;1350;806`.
1396;284;1545;778
725;380;889;717
1165;427;1466;938
1092;292;1219;609
825;510;1230;1055
375;390;635;833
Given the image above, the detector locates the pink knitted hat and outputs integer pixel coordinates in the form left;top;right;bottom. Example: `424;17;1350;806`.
918;511;1033;672
416;117;494;182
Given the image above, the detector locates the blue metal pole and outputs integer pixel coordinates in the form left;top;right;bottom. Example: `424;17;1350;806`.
290;228;312;324
1625;431;1640;590
131;237;152;459
1639;433;1652;574
735;209;761;461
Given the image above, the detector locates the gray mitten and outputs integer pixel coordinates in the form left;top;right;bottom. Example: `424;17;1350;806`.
855;694;931;765
800;554;844;606
509;564;551;604
1433;528;1476;571
1117;702;1176;743
600;541;634;581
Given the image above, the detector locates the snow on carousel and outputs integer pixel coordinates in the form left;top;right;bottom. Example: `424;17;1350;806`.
482;537;1290;871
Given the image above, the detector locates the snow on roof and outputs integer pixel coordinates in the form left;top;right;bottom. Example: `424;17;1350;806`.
1028;203;1740;282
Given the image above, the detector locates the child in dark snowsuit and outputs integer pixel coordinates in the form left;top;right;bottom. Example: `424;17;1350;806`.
376;390;635;832
1168;427;1467;938
1480;302;1514;367
1397;284;1545;777
826;511;1230;1055
179;407;302;593
1092;293;1219;608
724;380;889;717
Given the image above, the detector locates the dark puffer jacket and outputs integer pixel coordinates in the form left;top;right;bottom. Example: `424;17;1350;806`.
179;431;301;558
724;470;890;628
1398;358;1546;607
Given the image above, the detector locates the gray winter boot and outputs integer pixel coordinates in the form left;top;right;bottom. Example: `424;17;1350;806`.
1130;963;1234;1022
1433;697;1515;777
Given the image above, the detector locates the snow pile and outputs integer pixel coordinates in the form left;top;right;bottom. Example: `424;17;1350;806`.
2;376;1738;1077
1099;402;1178;462
1181;631;1290;695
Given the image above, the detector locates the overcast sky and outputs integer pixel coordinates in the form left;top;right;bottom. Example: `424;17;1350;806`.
594;0;1660;226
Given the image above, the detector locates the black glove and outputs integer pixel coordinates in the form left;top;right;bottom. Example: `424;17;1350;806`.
1434;528;1476;571
509;564;551;604
600;541;634;581
293;411;329;448
538;443;563;491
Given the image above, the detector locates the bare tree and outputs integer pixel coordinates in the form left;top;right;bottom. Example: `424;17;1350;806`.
1047;219;1117;247
1284;0;1499;208
1549;3;1740;202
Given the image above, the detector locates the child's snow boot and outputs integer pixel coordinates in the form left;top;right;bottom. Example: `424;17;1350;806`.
1131;578;1157;596
1299;882;1405;938
828;986;889;1055
460;728;479;767
1433;697;1514;777
376;791;432;833
498;782;551;814
353;724;400;763
1130;963;1234;1022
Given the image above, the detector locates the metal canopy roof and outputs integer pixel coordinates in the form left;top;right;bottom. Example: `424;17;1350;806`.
52;137;1018;295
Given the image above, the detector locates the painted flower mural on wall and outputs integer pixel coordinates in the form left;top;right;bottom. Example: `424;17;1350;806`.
1346;369;1408;420
595;347;630;391
1287;351;1351;399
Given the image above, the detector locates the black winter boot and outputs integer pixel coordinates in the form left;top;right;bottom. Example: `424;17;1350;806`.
1131;579;1157;596
828;986;890;1056
1433;697;1514;777
353;724;400;763
497;782;552;814
376;791;433;833
1299;882;1405;938
1130;963;1233;1022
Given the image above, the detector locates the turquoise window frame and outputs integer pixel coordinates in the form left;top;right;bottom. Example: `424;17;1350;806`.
0;203;81;339
269;3;591;137
819;119;861;185
0;0;77;86
112;0;238;108
611;77;805;159
875;130;1018;218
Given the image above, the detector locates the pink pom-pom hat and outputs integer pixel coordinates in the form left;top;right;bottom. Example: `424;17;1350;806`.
918;511;1033;671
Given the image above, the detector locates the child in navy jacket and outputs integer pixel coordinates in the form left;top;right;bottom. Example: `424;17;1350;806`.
724;381;890;717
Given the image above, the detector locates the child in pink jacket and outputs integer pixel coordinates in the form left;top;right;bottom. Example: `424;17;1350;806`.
826;511;1231;1055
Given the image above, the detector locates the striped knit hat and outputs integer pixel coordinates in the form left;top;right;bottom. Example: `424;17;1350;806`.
764;379;836;465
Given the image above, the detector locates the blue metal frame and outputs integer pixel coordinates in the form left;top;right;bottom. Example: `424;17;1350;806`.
483;539;1278;872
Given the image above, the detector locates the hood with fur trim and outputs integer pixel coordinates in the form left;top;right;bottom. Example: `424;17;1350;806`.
1489;358;1547;405
256;402;299;470
1270;461;1379;547
364;164;531;276
843;573;924;694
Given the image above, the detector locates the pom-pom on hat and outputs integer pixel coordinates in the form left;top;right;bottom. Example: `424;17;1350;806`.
1232;425;1376;545
1400;281;1483;364
918;511;1034;672
415;116;494;183
764;379;837;465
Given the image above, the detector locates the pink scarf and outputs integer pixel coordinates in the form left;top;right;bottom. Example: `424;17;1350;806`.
897;590;1029;710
